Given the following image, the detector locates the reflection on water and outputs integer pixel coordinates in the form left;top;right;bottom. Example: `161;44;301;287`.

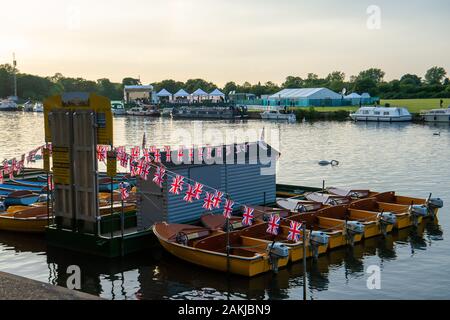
0;113;449;299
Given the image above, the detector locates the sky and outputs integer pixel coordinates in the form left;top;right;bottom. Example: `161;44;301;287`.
1;0;449;86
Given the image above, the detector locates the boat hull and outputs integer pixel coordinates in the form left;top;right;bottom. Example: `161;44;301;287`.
0;216;47;233
4;195;40;206
350;115;412;122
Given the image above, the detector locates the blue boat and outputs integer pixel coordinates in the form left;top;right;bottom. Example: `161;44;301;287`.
10;179;47;188
0;184;43;193
4;191;40;206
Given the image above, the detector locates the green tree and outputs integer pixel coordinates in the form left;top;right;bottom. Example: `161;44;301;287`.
282;76;303;88
122;77;141;86
425;66;447;85
400;74;422;86
355;68;385;84
222;82;238;95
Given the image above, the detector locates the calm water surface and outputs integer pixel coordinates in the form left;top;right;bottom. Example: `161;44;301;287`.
0;112;449;300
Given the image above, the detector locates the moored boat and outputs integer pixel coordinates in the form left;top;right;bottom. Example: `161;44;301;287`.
315;205;396;239
260;110;297;122
4;190;41;206
0;206;48;233
153;222;289;277
350;106;412;122
348;198;422;229
421;106;450;123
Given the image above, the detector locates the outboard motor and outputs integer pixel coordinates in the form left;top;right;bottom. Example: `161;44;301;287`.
345;221;365;246
296;205;308;213
410;205;428;226
0;201;6;213
309;231;329;259
267;242;289;273
427;198;444;217
378;212;396;236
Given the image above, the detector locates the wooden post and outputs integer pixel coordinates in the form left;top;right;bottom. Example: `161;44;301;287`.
303;223;307;301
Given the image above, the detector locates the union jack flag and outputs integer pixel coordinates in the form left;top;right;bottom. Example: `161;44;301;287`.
97;146;107;161
154;149;161;163
169;175;184;195
212;191;223;209
131;146;140;160
287;221;303;242
143;148;151;162
150;146;157;153
0;170;3;184
11;159;17;172
223;199;234;218
140;162;150;180
16;160;24;175
119;183;129;201
267;214;281;236
9;170;13;179
153;167;166;188
203;192;215;211
242;206;255;226
193;182;203;200
183;184;196;203
136;159;147;176
130;160;138;177
120;154;129;168
164;146;171;162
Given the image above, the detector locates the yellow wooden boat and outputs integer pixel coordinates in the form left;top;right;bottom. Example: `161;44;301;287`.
349;198;420;229
0;206;48;233
286;213;354;250
370;191;443;218
241;222;328;262
153;222;290;277
315;205;395;239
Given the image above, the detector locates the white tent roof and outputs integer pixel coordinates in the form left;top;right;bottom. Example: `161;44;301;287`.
156;89;172;97
345;93;362;99
191;89;208;96
361;92;371;98
209;89;225;97
269;88;342;100
174;89;190;97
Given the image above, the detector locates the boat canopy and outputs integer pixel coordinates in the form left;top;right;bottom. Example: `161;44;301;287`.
174;89;190;97
156;89;172;97
209;89;225;97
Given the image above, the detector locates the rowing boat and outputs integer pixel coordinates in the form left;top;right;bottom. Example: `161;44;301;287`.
371;191;443;218
276;197;325;213
153;222;289;277
285;213;357;249
0;206;48;233
348;198;418;229
4;191;40;206
240;222;328;262
315;205;396;239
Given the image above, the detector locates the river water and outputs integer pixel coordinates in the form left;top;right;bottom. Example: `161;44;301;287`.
0;112;449;300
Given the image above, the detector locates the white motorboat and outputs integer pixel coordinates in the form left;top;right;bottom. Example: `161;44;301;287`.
261;110;297;122
350;106;412;122
0;99;18;111
421;106;450;123
126;106;160;117
111;100;126;115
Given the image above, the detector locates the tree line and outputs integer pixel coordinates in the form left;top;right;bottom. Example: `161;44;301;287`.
1;64;449;101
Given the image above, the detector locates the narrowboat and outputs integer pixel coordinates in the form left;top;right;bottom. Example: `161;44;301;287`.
350;106;412;122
